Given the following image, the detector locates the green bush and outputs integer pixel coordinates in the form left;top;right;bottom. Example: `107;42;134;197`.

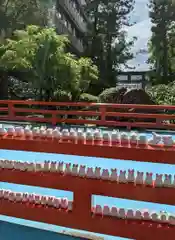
79;93;99;102
99;87;126;103
53;90;72;102
146;82;175;105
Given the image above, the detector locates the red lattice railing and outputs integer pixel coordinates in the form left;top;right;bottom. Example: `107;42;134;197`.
0;100;175;129
0;101;174;239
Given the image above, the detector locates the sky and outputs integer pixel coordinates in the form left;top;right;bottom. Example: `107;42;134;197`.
125;0;151;71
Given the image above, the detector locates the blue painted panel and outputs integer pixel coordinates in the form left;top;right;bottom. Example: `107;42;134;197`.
0;221;83;240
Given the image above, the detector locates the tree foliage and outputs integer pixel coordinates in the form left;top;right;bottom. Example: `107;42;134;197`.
148;0;175;84
0;25;99;101
85;0;135;90
79;93;99;102
0;0;51;99
147;83;175;105
0;0;49;39
99;87;126;103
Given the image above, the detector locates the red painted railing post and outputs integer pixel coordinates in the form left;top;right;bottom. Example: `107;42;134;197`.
51;113;57;126
100;105;106;125
156;118;162;127
73;191;92;221
8;102;15;120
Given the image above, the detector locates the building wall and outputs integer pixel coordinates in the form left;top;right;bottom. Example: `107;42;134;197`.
54;0;89;54
116;71;151;89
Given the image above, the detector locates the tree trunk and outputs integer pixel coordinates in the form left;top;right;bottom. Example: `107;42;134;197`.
162;29;169;82
0;72;8;100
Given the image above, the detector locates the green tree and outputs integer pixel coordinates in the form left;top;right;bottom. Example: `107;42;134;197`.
0;0;49;39
148;0;175;84
0;25;98;101
85;0;135;92
0;0;50;99
168;23;175;72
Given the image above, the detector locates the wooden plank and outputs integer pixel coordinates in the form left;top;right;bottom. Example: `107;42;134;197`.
0;169;174;205
0;137;174;164
1;100;175;110
14;108;101;116
0;200;174;240
106;112;175;120
0;108;8;112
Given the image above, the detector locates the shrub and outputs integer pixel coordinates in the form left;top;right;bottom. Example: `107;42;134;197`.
53;90;72;102
99;87;126;103
146;83;175;105
79;93;99;102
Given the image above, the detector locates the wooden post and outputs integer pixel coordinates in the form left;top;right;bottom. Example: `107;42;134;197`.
100;105;106;125
51;113;57;126
8;102;15;120
73;191;92;221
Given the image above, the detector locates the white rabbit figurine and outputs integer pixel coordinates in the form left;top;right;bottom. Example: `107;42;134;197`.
120;132;129;145
148;132;161;145
162;135;174;147
130;132;138;145
138;134;148;145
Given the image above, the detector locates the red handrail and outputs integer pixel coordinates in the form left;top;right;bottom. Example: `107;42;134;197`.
0;137;175;164
0;100;175;129
1;99;175;110
1;168;174;205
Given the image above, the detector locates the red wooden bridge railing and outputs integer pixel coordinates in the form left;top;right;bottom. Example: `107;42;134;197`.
0;137;175;164
0;198;174;240
0;101;175;239
0;132;174;239
0;100;175;129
